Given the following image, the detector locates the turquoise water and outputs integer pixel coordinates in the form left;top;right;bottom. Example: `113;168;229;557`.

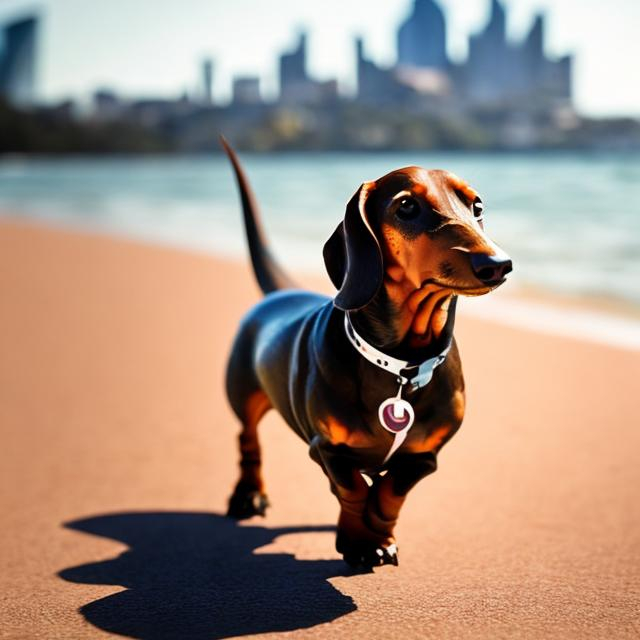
1;152;639;306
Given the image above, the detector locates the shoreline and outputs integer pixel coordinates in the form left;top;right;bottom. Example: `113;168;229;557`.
2;148;639;319
3;215;639;353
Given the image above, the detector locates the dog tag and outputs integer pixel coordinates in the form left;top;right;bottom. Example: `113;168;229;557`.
378;397;414;433
378;384;415;464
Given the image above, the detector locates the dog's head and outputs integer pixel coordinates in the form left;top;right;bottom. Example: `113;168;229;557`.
324;166;512;330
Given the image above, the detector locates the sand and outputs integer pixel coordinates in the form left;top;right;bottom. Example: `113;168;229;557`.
0;219;639;640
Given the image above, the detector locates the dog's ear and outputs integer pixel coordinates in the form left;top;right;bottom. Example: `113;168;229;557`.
323;182;383;311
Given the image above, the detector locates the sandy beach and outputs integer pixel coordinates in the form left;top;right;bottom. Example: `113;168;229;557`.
1;219;639;639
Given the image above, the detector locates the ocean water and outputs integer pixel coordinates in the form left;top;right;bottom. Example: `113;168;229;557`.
1;151;639;309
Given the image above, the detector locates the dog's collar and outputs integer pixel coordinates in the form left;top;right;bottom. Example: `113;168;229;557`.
343;313;450;392
344;312;451;464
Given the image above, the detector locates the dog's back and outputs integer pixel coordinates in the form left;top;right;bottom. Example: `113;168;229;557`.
225;289;329;442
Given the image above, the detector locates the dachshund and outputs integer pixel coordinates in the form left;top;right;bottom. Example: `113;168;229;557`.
221;139;512;569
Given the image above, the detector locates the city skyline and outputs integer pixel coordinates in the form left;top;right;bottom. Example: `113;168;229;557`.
0;0;638;116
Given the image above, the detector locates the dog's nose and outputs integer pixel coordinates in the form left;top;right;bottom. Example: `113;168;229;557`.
470;253;513;284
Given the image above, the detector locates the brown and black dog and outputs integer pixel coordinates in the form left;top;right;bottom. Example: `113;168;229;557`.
222;139;512;569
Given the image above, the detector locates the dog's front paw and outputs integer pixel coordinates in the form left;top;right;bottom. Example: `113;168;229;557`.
337;535;399;570
227;486;270;519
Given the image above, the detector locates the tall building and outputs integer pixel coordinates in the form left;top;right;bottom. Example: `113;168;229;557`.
93;89;123;121
485;0;507;47
397;0;448;70
461;0;571;107
0;15;38;107
232;77;261;106
279;32;338;104
279;33;307;101
519;14;571;102
356;37;413;105
201;58;214;105
465;0;511;102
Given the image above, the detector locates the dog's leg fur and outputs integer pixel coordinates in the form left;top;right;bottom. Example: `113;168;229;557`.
226;328;273;519
227;389;272;518
364;452;439;549
311;436;398;568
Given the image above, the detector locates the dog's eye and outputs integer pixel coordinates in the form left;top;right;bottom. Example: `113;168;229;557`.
396;197;420;221
472;199;484;221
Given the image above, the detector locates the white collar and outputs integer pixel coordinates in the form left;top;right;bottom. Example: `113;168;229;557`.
343;313;450;391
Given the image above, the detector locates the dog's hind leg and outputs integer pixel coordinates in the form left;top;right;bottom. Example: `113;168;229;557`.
226;385;272;519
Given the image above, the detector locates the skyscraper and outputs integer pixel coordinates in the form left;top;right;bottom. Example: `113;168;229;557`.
397;0;448;70
465;0;510;101
279;33;308;102
0;15;38;107
463;1;571;107
232;77;261;106
201;58;214;105
356;37;409;105
279;32;338;104
485;0;507;49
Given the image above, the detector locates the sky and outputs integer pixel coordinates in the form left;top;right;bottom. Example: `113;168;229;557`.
0;0;638;117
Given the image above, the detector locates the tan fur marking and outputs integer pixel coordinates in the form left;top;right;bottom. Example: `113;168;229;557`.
405;425;452;454
319;416;369;447
424;426;451;451
244;390;271;429
379;222;456;345
448;174;478;203
238;390;271;490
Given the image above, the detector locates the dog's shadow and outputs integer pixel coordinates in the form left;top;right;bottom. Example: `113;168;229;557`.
58;512;356;640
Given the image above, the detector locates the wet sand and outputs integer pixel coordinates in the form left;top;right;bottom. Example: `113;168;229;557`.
0;219;639;639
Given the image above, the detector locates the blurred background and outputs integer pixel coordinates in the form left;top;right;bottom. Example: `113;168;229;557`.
3;5;640;637
0;0;639;317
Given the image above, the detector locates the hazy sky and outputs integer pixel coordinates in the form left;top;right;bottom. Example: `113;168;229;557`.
1;0;638;116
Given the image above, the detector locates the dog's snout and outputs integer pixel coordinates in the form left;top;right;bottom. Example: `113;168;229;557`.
470;253;513;284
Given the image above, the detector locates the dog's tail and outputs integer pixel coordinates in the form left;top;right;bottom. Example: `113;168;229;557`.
220;136;296;295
